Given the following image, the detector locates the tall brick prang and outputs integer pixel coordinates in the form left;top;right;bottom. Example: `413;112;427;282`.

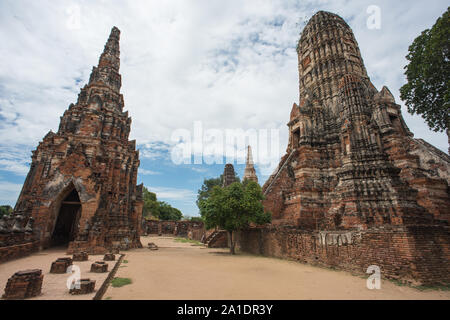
239;11;450;285
11;27;144;254
263;11;450;229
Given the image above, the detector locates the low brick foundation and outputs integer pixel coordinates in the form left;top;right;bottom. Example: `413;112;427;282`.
91;262;108;273
237;225;450;286
50;258;73;274
69;279;96;295
2;269;43;300
73;252;89;261
0;241;40;264
145;220;205;241
103;254;115;261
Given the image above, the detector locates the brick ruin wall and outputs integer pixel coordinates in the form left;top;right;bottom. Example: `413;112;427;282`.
0;216;40;263
0;237;40;264
237;225;450;286
145;221;206;242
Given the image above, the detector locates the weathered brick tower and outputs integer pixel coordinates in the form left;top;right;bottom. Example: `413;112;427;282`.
239;11;450;285
264;11;450;228
13;27;144;254
223;164;237;187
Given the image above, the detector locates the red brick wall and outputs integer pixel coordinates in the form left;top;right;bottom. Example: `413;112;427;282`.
0;241;40;264
145;221;205;241
237;226;450;286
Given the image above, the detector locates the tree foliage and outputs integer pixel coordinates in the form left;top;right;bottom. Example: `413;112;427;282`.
0;205;13;219
142;187;183;221
196;176;223;211
400;7;449;137
199;181;271;254
196;174;240;217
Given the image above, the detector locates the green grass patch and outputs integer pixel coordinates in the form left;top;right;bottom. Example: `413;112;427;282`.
387;278;450;291
174;238;203;246
413;284;450;292
104;297;112;300
122;260;129;264
111;277;132;288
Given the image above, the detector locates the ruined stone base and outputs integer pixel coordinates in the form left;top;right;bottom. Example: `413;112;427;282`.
50;258;73;274
0;240;40;264
103;254;115;261
67;242;108;255
73;252;89;262
90;262;108;273
69;279;96;295
2;269;43;300
67;239;142;255
237;225;450;286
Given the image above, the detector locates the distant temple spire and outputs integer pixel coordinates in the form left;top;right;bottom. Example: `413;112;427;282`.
222;164;236;187
243;146;258;184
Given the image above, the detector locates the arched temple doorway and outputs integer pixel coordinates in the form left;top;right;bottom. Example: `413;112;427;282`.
51;188;82;247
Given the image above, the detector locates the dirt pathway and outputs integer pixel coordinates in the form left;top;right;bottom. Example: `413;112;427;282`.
104;236;450;300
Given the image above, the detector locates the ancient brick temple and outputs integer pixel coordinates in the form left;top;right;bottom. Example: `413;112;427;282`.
239;11;450;285
11;27;144;254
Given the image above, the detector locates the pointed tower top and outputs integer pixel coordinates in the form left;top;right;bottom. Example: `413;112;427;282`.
243;146;258;184
89;26;122;92
246;146;254;166
98;26;121;71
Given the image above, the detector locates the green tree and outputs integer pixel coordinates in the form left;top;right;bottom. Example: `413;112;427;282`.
197;176;222;217
200;181;271;255
142;187;183;221
197;174;240;217
400;7;450;153
158;201;183;221
189;216;205;223
142;187;159;219
0;205;13;219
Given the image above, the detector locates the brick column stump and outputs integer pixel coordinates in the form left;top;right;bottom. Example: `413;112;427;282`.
90;261;108;273
50;258;73;274
69;279;96;295
2;269;43;300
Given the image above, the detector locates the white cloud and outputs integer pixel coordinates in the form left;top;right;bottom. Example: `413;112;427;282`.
0;181;22;204
0;159;29;176
139;169;161;176
0;0;448;179
149;187;196;203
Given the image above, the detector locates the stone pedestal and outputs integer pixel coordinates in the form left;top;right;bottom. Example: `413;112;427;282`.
73;252;89;262
90;261;108;273
69;279;96;295
2;269;43;300
103;253;115;261
50;258;73;274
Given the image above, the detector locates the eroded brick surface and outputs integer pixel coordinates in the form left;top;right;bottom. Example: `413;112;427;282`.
239;11;450;285
2;269;43;300
145;221;205;241
3;27;144;257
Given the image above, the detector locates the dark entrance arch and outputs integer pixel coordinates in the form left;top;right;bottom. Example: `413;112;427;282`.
51;188;82;247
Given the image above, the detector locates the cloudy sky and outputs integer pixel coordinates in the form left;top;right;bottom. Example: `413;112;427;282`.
0;0;448;216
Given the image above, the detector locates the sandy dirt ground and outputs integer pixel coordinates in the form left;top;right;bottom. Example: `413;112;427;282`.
0;248;117;300
104;236;450;300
